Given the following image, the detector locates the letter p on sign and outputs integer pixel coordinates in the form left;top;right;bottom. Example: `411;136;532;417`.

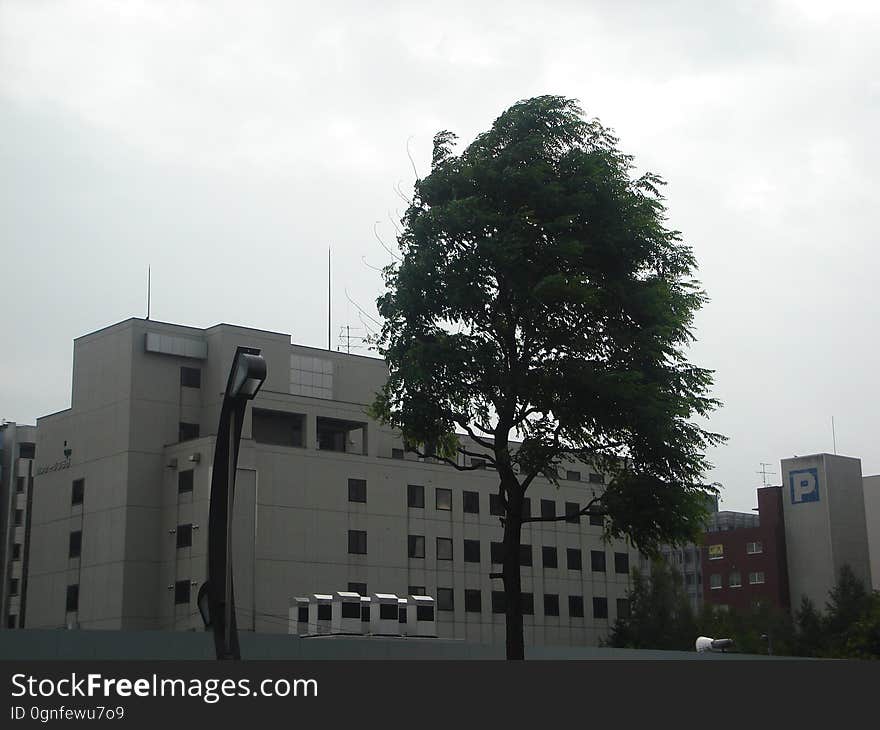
790;468;819;504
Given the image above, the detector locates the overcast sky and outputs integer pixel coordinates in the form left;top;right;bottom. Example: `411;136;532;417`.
2;0;878;511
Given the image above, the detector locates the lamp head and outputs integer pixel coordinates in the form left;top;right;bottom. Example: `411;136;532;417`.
228;351;267;400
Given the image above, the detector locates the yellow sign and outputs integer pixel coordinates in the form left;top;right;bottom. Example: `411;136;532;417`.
708;544;724;560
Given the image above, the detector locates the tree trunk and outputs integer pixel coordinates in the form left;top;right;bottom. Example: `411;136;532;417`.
501;476;524;660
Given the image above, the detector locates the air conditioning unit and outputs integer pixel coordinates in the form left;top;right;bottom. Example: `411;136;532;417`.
188;453;201;463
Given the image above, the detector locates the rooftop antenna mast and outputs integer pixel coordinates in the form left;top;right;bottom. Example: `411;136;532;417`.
757;462;776;487
147;266;151;320
327;246;331;350
832;416;837;454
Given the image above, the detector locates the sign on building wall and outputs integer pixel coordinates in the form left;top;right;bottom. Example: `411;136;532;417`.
708;544;724;560
789;467;820;504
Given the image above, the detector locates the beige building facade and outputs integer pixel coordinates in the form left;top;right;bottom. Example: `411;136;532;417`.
24;317;640;647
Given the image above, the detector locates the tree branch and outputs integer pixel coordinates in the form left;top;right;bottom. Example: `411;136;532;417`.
521;496;606;524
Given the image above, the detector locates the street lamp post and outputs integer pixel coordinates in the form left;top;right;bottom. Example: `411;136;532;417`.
199;346;267;660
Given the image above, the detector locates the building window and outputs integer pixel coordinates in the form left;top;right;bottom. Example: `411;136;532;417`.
342;602;361;620
180;366;201;388
565;502;580;524
416;605;434;622
567;548;582;571
12;544;21;560
176;524;193;549
252;409;305;448
462;491;480;514
348;582;367;595
391;448;405;459
542;546;558;569
566;470;581;481
178;422;200;442
9;578;19;596
589;513;604;527
614;553;630;575
290;354;333;399
318;604;332;621
19;443;35;460
519;544;533;567
569;595;584;618
490;493;505;516
72;478;85;505
7;615;16;629
463;539;481;563
297;606;309;623
316;417;366;454
593;596;608;619
178;470;194;494
348;478;367;503
408;535;425;559
470;458;487;469
66;584;79;612
710;574;722;590
407;484;424;509
437;588;454;611
522;497;531;518
749;571;766;585
465;589;482;613
435;488;452;511
747;541;763;555
589;472;604;484
521;593;534;615
174;581;191;604
591;550;606;572
437;537;453;561
491;591;506;614
16;477;25;493
69;530;82;558
490;542;504;564
729;571;742;588
617;598;631;619
14;509;23;527
408;585;426;596
348;530;367;555
544;594;560;616
540;499;555;519
709;544;724;560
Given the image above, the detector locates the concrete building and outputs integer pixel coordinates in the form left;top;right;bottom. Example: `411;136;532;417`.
701;487;789;613
24;317;640;647
780;454;872;611
0;421;37;629
862;474;880;591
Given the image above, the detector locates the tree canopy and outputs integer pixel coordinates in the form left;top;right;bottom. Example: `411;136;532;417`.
373;95;724;658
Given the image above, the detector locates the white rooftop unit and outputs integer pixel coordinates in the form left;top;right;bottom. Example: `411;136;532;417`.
406;595;437;637
307;594;334;635
288;596;311;635
332;591;365;634
370;593;401;635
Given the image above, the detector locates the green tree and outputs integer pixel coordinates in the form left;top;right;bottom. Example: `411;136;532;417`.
824;564;873;657
608;561;697;650
373;96;724;660
794;596;824;657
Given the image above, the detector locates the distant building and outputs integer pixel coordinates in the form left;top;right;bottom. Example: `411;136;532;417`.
701;486;789;613
0;421;36;629
864;474;880;591
781;454;872;611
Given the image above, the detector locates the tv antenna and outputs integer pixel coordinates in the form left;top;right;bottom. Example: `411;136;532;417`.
757;462;776;487
337;325;372;354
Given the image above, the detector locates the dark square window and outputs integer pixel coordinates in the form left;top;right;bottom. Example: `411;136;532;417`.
15;477;24;493
66;584;79;612
348;530;367;555
416;605;434;621
519;544;533;567
348;582;367;595
566;470;581;481
435;488;452;511
491;591;506;614
463;491;480;514
490;541;505;564
318;604;332;621
463;539;481;563
544;594;560;616
614;553;630;575
542;546;558;569
408;585;426;596
12;544;21;560
589;472;605;484
489;493;504;516
7;615;17;629
179;422;200;442
9;578;19;596
541;499;555;519
522;497;531;517
591;550;606;572
569;595;585;618
68;531;82;558
465;589;482;613
437;588;454;611
176;524;193;549
593;596;608;619
342;602;361;619
617;598;631;619
391;448;405;459
174;581;191;605
348;478;367;503
470;458;486;469
407;484;424;509
72;478;85;505
589;513;604;527
567;548;582;571
408;535;425;559
437;537;453;561
521;593;534;615
180;366;201;388
178;470;194;494
19;443;35;460
398;605;407;623
297;606;308;623
14;510;23;527
565;502;580;524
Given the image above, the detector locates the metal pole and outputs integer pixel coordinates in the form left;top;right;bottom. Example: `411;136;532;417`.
225;410;235;658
